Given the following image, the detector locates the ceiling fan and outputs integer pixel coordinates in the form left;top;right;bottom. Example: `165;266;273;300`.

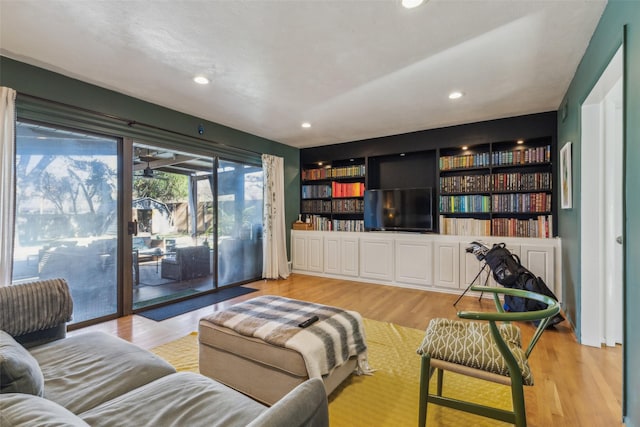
133;151;167;180
139;159;155;178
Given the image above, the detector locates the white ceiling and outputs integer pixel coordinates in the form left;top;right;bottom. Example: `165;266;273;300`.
0;0;606;148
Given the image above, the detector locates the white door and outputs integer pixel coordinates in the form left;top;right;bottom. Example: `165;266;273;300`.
324;235;341;275
359;237;394;281
291;233;308;271
520;244;554;294
340;237;359;277
307;235;324;273
580;46;624;347
434;241;460;289
395;239;433;287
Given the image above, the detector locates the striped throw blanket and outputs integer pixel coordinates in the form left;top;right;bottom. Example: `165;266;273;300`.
206;295;372;379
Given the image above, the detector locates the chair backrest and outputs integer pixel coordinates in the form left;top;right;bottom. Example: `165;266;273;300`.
175;245;209;260
457;285;561;360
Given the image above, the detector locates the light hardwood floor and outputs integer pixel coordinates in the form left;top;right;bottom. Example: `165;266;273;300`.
74;274;623;427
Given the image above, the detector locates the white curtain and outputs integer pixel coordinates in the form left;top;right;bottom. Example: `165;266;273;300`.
0;87;17;285
262;154;290;279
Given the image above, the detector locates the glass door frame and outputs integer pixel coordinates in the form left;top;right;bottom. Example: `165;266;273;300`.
126;139;221;313
122;139;135;314
12;118;125;327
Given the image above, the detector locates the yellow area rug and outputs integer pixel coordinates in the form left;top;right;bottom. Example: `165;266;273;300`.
151;319;512;427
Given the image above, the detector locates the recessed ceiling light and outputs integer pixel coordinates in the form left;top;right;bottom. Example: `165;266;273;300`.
517;139;524;145
449;91;463;100
462;146;468;150
402;0;424;8
193;76;209;85
301;122;311;128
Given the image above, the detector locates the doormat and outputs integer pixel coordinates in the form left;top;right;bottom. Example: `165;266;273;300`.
138;286;258;321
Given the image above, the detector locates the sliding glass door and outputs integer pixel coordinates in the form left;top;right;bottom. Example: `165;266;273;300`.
217;159;263;286
11;123;264;319
12;121;119;324
131;143;216;309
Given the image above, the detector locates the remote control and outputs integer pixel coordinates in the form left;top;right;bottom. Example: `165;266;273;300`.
298;315;320;328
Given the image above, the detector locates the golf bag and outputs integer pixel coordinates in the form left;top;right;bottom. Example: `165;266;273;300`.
467;241;564;327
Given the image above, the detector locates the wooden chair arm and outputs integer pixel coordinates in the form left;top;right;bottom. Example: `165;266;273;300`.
457;286;560;322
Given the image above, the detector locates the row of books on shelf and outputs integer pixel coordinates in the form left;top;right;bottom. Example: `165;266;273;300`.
492;145;551;166
492;193;551;213
439;195;491;213
301;164;366;181
301;200;331;213
492;216;552;238
305;215;365;232
332;182;365;198
492;172;552;192
440;172;552;193
438;215;553;238
439;145;552;171
440;192;551;213
439;152;491;170
332;198;364;213
302;182;366;199
440;175;491;193
439;216;491;236
301;184;331;199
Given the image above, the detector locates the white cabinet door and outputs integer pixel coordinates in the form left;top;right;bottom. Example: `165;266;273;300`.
324;235;341;275
520;244;555;293
291;233;308;271
359;237;394;281
395;239;433;287
434;241;460;289
340;237;359;277
307;235;324;272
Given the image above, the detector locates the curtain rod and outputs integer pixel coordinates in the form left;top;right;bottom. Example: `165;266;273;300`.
16;92;265;157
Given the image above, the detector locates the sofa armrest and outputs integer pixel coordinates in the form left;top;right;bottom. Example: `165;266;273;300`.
246;378;329;427
0;278;73;347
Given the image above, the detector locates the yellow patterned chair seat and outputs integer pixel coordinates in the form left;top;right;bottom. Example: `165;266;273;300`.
417;318;533;385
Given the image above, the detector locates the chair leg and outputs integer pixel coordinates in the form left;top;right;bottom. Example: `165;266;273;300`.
436;368;443;396
419;354;432;427
510;376;527;427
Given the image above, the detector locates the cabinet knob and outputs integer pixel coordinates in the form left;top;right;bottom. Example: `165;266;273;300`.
616;235;623;245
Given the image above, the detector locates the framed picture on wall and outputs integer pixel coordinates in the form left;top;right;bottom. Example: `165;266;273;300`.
560;141;572;209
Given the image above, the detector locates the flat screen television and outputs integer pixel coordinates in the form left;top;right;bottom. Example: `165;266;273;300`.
363;187;433;232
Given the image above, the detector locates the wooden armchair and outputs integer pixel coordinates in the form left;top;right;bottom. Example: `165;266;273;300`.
417;286;560;427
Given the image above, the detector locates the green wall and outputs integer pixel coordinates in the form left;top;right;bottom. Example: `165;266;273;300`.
557;1;639;424
0;56;300;259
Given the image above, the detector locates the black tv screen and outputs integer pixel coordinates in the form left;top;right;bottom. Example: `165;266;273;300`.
364;188;433;232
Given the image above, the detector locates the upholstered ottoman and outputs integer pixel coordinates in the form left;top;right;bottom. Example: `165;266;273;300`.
198;295;369;405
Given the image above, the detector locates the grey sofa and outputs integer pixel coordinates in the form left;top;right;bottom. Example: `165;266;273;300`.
0;279;328;427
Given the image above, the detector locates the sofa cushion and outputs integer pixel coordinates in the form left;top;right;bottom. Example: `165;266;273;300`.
0;393;90;426
29;331;176;414
0;330;44;396
79;372;267;427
